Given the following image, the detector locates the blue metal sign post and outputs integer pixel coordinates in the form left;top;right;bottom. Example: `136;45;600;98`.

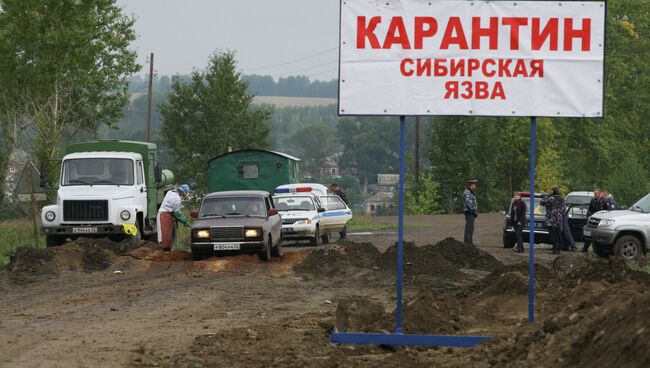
330;116;492;347
528;117;537;323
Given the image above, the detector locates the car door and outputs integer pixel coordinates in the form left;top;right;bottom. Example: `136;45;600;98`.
135;160;148;216
266;196;281;244
318;195;353;233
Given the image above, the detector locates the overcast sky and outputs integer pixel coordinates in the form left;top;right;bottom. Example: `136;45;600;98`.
116;0;340;81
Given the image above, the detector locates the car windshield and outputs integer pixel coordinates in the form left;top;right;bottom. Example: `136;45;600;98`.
631;193;650;213
565;195;593;205
273;196;315;211
62;158;134;186
200;197;266;217
511;197;546;216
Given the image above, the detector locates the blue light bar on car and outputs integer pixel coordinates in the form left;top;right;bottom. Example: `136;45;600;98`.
274;188;290;193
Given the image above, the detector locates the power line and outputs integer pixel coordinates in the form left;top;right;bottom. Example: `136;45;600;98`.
244;46;338;72
269;60;338;78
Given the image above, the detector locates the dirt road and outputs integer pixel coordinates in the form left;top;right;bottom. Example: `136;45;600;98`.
1;214;648;368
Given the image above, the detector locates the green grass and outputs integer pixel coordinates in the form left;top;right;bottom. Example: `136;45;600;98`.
0;218;44;266
347;215;431;231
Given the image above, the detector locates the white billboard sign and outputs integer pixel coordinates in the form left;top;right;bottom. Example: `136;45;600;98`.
339;0;606;117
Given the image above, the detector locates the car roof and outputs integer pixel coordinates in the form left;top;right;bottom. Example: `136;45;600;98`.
204;190;269;198
566;191;594;197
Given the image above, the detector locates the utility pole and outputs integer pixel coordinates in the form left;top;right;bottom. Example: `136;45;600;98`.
146;52;154;142
27;163;40;248
415;116;420;184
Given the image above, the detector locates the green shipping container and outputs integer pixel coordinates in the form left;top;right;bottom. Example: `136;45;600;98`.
207;150;300;194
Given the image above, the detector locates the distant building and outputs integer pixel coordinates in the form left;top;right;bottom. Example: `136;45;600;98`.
3;148;29;199
363;174;399;215
301;153;355;181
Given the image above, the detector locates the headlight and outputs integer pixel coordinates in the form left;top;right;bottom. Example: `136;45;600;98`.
294;219;313;225
599;219;615;227
120;210;131;221
45;211;55;222
245;229;261;238
195;229;210;239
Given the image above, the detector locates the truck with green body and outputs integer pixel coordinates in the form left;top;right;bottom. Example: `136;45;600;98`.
40;140;173;246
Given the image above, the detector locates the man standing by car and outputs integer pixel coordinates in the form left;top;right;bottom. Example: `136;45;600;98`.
511;192;527;253
541;186;565;255
582;190;606;252
602;191;617;210
157;184;191;251
330;183;349;205
462;179;478;246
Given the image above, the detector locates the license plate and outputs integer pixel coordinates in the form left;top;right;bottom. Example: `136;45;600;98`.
214;243;240;251
72;227;97;234
282;227;294;233
584;228;592;236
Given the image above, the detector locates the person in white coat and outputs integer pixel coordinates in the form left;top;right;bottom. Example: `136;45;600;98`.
157;184;190;251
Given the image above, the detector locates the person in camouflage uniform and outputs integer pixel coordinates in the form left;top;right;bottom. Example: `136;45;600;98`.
462;179;478;246
541;186;565;255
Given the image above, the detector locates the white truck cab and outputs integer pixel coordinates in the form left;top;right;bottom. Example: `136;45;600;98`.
41;140;174;247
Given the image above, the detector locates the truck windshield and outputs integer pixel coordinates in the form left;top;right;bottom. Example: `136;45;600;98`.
62;158;134;186
200;197;266;218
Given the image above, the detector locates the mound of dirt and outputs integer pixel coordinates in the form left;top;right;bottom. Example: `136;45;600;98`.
335;297;390;333
5;238;129;283
552;253;590;274
461;262;552;299
429;237;503;271
293;241;380;277
5;246;57;277
403;290;462;334
376;241;465;280
467;256;650;368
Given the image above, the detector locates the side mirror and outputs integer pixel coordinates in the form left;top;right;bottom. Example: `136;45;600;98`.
155;166;162;183
190;211;199;218
318;207;326;213
267;208;279;217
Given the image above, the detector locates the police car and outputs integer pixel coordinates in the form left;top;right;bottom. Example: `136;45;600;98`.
273;184;353;246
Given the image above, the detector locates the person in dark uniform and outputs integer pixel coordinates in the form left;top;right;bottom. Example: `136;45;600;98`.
541;186;565;255
582;190;606;252
462;179;478;246
511;192;527;253
329;183;349;205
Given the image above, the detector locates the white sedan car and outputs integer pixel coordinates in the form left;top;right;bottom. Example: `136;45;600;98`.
273;186;352;246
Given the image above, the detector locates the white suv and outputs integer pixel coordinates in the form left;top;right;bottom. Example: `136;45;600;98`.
585;192;649;260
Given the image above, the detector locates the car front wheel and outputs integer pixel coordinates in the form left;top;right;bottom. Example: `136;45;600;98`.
502;234;515;248
271;238;282;257
259;238;272;261
613;235;643;261
309;226;321;247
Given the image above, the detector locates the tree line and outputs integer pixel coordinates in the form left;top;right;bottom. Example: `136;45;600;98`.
2;0;649;217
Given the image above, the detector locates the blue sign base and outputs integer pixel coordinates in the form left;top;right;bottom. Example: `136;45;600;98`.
331;332;491;347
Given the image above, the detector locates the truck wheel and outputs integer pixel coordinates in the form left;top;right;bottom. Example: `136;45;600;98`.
309;226;321;247
271;238;282;257
613;235;643;261
258;238;272;261
503;234;515;248
339;226;347;240
321;232;330;244
45;235;65;247
592;242;611;258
